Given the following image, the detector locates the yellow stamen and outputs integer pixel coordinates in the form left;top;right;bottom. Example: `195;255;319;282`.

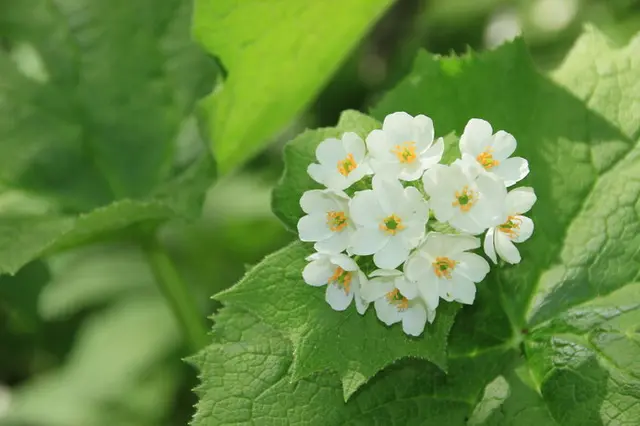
326;211;348;232
379;214;405;235
329;267;352;294
432;256;457;279
498;215;522;239
452;185;477;212
386;288;409;311
392;141;417;164
337;153;357;176
477;148;500;170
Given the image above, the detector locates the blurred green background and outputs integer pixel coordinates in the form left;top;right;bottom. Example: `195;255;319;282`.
0;0;638;425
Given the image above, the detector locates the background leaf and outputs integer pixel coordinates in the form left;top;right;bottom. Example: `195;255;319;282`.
192;0;393;174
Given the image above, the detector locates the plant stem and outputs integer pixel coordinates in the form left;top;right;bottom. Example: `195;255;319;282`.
145;238;208;352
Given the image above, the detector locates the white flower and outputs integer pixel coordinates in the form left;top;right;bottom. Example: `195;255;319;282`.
349;176;429;269
297;189;353;253
307;132;370;191
366;112;444;181
459;118;529;187
302;252;369;314
362;269;435;336
405;232;490;305
484;187;536;264
422;163;506;235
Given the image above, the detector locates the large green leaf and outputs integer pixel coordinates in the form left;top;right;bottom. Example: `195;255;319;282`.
192;0;393;174
195;27;640;424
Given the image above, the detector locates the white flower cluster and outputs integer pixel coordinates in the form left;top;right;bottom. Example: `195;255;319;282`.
298;112;536;336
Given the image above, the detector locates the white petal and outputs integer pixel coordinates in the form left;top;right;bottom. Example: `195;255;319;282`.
450;274;476;305
370;159;403;180
417;272;440;311
460;118;493;156
455;154;484;180
373;237;410;269
400;222;426;250
366;129;395;161
349;227;388;256
397;161;426;181
325;283;353;311
483;228;498;264
307;163;327;186
476;173;507;222
492;157;529;187
450;210;485;235
404;253;429;282
383;111;414;135
369;269;403;278
454;252;490;283
490;130;517;161
426;307;436;324
298;214;332;242
513;215;534;243
349;190;384;227
374;297;402;326
402;303;427;336
421;232;480;256
396;276;418;299
322;171;352;191
315;231;349;253
438;278;455;302
302;259;332;286
372;176;406;216
362;276;395;302
342;132;365;161
300;190;335;214
506;187;536;215
329;253;358;271
411;114;435;152
353;271;370;315
316;138;346;165
495;232;521;264
419;137;444;169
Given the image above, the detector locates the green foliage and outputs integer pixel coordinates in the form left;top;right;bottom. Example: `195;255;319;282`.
193;27;640;425
192;0;393;174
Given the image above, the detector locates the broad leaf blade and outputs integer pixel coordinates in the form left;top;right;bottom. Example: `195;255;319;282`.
192;0;393;174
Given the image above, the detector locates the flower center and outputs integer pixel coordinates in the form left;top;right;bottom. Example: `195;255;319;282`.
452;185;477;212
329;267;352;294
477;148;500;169
432;256;457;279
498;215;522;239
392;141;417;164
326;211;348;232
379;214;405;235
385;288;409;311
337;153;357;176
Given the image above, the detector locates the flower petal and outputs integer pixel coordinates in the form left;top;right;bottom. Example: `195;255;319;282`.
513;215;534;243
493;157;529;187
419;137;444;169
383;111;414;136
342;132;366;161
302;259;332;286
490;130;516;161
450;274;476;305
402;303;427;336
353;271;370;315
373;176;407;216
411;114;435;153
484;228;498;264
298;214;332;241
316;138;346;165
362;276;396;302
438;278;455;302
506;187;537;215
366;129;395;161
374;297;402;326
454;252;490;283
315;231;349;253
420;232;480;257
495;232;521;264
307;163;327;186
325;283;353;311
417;272;439;311
460;118;493;156
374;237;410;269
349;227;388;255
329;253;358;271
396;276;418;300
349;190;385;227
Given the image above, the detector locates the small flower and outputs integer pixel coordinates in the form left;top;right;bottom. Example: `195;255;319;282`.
297;189;353;253
366;112;444;181
422;163;506;235
459;118;529;187
405;232;490;305
307;132;370;191
484;187;536;264
302;252;369;314
349;176;429;269
362;269;435;336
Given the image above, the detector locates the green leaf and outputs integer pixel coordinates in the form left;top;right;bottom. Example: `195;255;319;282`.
192;306;512;426
216;242;460;400
371;26;640;424
192;0;393;174
272;110;380;231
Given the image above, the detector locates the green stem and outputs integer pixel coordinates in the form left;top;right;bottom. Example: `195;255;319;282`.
145;238;208;352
